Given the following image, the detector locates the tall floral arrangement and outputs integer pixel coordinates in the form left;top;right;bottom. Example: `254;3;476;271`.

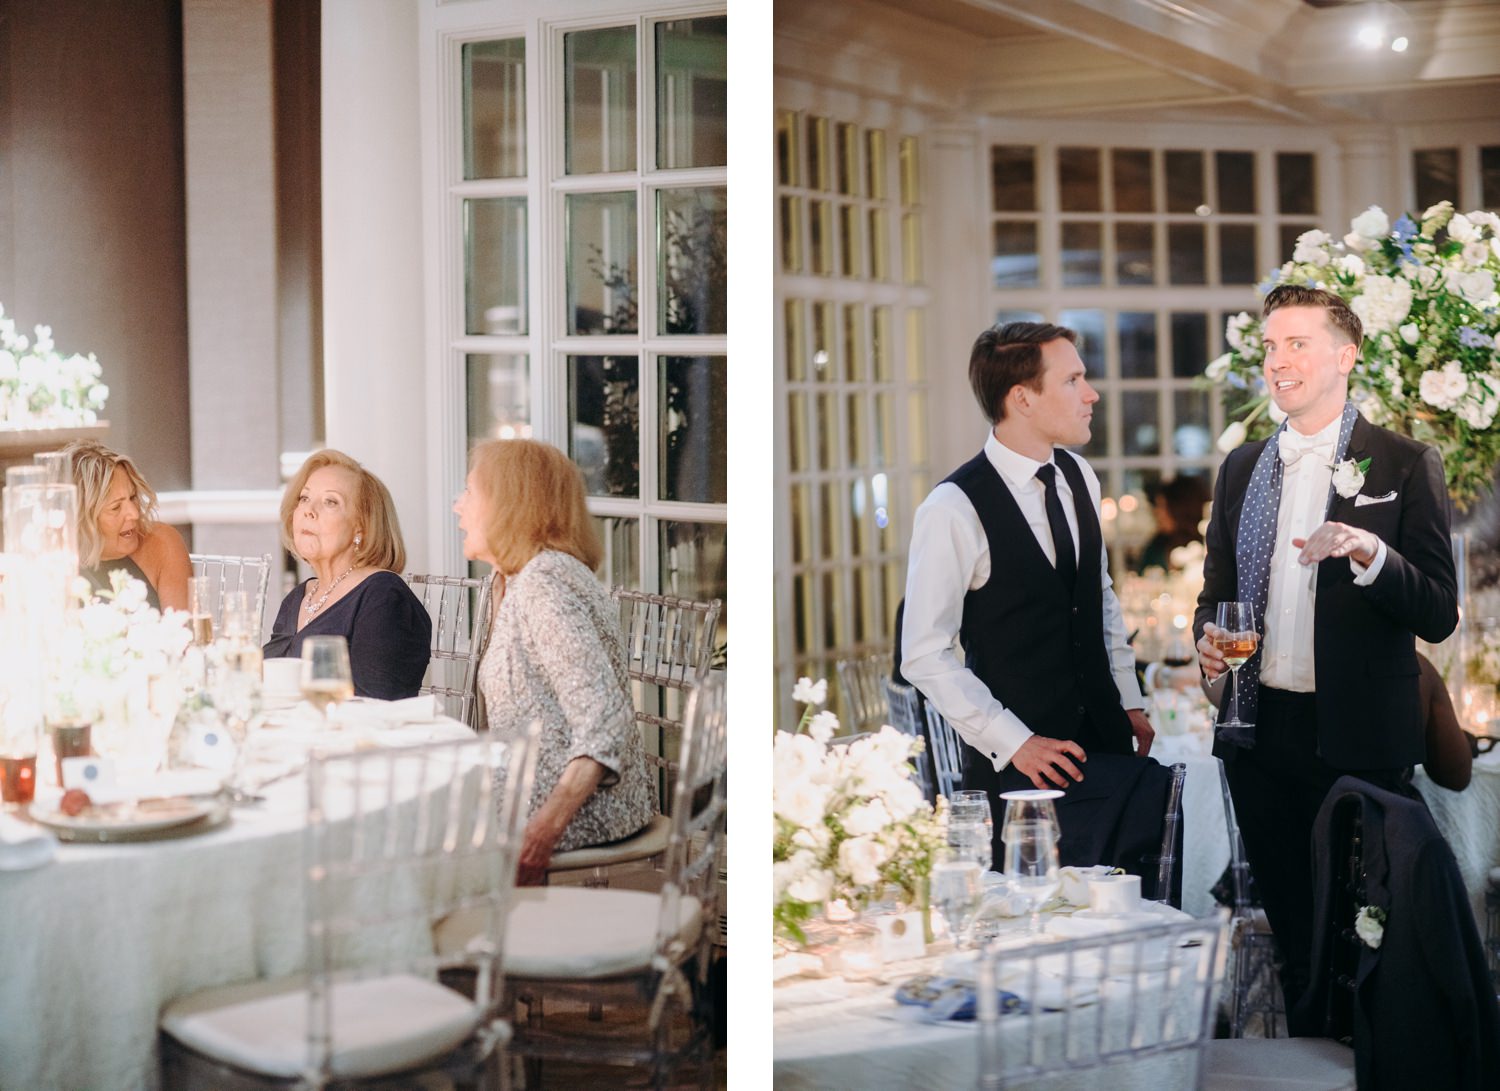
0;303;109;429
772;678;943;943
1204;203;1500;508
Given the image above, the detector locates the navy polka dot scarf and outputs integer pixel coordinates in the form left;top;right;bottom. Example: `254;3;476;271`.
1226;400;1358;744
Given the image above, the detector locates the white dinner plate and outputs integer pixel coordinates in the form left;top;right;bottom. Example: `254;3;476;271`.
29;796;220;838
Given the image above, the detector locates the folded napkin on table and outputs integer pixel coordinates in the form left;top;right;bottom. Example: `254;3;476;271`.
892;975;1031;1022
0;813;58;870
1057;864;1118;908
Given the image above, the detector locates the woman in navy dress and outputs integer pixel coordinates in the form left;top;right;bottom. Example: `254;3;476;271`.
262;450;430;699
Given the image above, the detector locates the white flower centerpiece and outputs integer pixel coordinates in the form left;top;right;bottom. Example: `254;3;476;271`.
1204;202;1500;508
773;677;944;945
47;571;193;777
0;302;109;430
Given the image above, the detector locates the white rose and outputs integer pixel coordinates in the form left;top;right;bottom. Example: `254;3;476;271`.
1449;213;1478;243
842;798;893;836
775;780;830;828
1342;232;1374;254
786;866;835;905
1456;270;1496;306
1354;905;1386;949
1463;240;1491;268
1331;459;1366;499
1350;206;1389;239
1336;254;1365;278
774;730;826;788
1399;323;1420;346
1205;352;1233;381
792;676;828;706
1416;265;1441;291
880;777;926;822
1420;369;1456;410
837;836;889;888
791;824;830;854
1216;421;1247;453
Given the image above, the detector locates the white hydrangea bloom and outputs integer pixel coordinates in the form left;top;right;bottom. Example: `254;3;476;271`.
1349;275;1414;333
1292;229;1334;265
1350;206;1390;239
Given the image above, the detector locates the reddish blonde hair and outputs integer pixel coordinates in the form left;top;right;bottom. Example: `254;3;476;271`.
468;439;601;576
279;449;407;573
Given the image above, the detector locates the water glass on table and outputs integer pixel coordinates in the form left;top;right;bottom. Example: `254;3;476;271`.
999;789;1063;935
931;850;984;950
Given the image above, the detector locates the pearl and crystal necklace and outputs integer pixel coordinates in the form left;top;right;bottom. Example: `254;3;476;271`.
303;564;356;617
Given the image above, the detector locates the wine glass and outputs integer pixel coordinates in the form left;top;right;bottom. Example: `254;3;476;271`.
300;636;354;727
930;851;984;950
188;576;215;646
1000;789;1064;933
1002;816;1060;936
1213;601;1259;746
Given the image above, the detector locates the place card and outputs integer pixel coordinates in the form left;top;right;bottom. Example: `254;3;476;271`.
185;724;236;773
61;756;121;800
874;910;926;962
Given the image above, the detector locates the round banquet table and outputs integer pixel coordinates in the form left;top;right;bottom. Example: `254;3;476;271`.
0;709;474;1091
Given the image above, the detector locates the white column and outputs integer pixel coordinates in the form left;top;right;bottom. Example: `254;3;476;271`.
1336;126;1401;230
321;0;429;574
182;0;284;562
926;119;989;478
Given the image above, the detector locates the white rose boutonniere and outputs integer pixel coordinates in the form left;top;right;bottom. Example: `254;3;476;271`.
1354;904;1387;949
1332;456;1372;499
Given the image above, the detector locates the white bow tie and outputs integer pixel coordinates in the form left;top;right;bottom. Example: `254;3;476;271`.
1278;430;1334;468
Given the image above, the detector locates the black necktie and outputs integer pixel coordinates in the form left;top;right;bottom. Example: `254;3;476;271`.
1035;463;1077;589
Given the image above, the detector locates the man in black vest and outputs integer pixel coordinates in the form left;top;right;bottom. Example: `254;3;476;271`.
902;321;1157;872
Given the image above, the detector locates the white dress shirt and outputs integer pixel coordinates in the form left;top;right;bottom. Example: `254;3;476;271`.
1260;415;1387;691
901;431;1143;772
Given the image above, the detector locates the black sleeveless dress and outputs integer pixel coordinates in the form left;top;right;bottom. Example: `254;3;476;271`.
83;556;161;610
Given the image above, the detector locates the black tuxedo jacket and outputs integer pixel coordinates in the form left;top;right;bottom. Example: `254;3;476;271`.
1193;414;1457;769
1292;778;1500;1090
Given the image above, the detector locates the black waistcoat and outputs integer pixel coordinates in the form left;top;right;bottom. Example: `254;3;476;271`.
943;449;1132;758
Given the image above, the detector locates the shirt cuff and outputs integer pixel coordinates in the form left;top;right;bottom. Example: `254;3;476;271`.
971;714;1033;774
1350;537;1388;586
1114;666;1145;710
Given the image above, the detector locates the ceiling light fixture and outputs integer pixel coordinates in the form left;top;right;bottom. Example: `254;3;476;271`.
1390;35;1409;52
1356;22;1384;48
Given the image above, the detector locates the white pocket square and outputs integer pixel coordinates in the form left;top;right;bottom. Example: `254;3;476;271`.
1354;490;1397;507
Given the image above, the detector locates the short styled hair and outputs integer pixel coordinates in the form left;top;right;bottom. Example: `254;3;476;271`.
1262;284;1363;350
279;449;406;573
64;440;160;568
968;322;1078;424
467;439;602;577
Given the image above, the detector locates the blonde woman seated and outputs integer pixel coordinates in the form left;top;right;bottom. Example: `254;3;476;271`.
65;440;191;611
454;438;655;884
263;450;431;699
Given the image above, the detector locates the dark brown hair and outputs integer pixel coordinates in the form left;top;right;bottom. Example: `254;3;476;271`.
1262;285;1363;350
968;322;1078;424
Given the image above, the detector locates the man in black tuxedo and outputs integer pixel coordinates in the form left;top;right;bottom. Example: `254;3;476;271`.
903;322;1162;877
1194;284;1458;1018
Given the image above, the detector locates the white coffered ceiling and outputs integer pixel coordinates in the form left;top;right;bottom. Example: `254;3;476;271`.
776;0;1500;125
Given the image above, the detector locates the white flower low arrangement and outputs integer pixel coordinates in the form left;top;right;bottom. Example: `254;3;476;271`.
1204;202;1500;508
47;571;193;770
0;302;109;430
773;677;943;943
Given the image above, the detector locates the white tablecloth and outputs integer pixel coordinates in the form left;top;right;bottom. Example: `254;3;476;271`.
1151;733;1230;920
773;904;1205;1091
0;710;474;1091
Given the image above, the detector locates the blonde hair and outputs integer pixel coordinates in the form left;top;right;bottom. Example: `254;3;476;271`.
279;450;406;572
64;440;160;568
468;439;602;576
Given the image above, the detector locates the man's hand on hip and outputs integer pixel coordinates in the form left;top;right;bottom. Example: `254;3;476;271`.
1011;735;1086;790
1127;709;1155;758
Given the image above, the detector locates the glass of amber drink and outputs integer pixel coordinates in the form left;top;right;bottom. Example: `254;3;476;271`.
1214;601;1259;745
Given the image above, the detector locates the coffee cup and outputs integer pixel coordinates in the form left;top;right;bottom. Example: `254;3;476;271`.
1087;873;1142;915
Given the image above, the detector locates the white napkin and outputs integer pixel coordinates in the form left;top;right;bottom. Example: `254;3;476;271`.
0;814;58;870
337;694;441;727
1057;865;1116;907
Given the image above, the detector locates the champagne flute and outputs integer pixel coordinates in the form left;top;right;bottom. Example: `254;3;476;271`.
188;576;215;646
300;636;354;727
1213;601;1259;746
931;851;984;950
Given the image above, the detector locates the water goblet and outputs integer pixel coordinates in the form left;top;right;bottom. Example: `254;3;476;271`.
930;850;984;951
1002;817;1060;936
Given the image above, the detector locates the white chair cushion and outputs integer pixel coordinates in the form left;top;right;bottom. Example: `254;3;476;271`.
160;972;480;1079
547;814;671;872
436;887;702;980
1202;1038;1357;1091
